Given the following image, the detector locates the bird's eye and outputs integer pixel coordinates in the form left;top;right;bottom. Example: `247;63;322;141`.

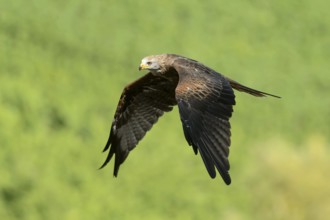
146;61;152;65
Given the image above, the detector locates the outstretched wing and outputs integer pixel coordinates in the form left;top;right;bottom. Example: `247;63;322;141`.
173;60;236;185
100;72;178;176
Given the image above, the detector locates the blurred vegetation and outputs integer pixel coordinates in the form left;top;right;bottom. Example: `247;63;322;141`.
1;0;329;219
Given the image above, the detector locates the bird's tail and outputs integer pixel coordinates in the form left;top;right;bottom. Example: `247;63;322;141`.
226;78;281;98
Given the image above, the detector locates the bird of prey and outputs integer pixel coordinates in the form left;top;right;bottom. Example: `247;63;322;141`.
100;54;280;185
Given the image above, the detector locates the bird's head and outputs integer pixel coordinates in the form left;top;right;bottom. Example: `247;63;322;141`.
139;55;167;75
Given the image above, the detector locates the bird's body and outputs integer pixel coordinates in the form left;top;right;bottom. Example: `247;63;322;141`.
100;54;279;185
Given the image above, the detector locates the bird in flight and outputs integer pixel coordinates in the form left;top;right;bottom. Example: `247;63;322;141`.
100;54;280;185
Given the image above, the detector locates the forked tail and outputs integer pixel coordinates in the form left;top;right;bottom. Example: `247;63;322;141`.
227;78;281;98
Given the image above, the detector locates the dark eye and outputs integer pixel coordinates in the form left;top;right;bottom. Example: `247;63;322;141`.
146;61;152;65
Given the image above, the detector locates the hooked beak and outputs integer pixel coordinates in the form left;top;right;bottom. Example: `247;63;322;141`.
139;63;149;71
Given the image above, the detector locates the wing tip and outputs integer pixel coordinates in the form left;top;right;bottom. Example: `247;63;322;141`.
99;146;115;170
223;175;231;185
208;167;231;185
102;129;113;152
99;155;121;178
99;157;110;170
113;167;119;177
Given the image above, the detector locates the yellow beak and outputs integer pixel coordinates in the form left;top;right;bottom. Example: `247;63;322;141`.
139;63;149;71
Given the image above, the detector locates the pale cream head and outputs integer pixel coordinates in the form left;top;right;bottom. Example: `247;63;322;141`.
138;54;169;74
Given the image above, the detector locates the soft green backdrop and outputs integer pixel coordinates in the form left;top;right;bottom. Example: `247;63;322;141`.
1;0;329;219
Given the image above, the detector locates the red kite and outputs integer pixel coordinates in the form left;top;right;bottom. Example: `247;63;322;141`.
100;54;280;185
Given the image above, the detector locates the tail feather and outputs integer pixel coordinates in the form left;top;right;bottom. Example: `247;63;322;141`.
227;78;281;98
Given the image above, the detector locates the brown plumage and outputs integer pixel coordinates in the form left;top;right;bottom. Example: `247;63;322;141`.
100;54;280;185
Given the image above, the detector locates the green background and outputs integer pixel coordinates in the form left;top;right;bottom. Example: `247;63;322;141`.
1;0;329;219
